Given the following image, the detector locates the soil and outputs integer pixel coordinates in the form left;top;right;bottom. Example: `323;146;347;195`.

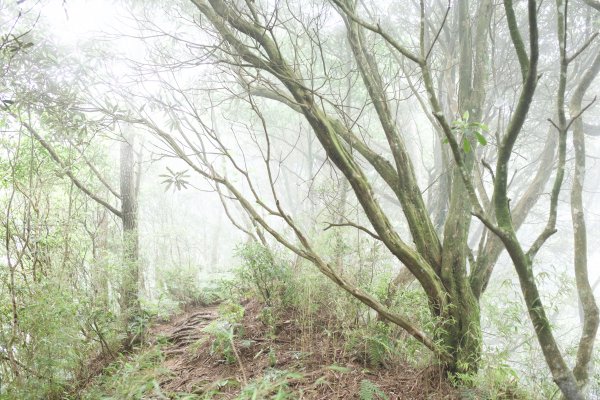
146;300;460;399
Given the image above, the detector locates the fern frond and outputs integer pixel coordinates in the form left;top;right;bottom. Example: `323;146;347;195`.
359;379;389;400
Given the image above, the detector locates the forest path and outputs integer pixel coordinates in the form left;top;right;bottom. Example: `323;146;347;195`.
133;300;461;399
149;304;221;392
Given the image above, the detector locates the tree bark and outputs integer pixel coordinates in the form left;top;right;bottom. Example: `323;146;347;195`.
569;51;600;389
119;133;141;331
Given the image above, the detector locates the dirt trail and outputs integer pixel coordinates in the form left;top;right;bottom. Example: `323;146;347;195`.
142;301;460;399
149;305;220;392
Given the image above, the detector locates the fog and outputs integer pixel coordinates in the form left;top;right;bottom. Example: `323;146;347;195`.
2;0;600;398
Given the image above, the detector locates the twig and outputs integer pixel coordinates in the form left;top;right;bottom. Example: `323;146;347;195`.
425;1;451;61
230;336;248;385
481;159;495;182
566;32;598;64
566;96;597;132
324;221;381;241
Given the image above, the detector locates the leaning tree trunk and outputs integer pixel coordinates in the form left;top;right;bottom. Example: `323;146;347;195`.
491;1;586;397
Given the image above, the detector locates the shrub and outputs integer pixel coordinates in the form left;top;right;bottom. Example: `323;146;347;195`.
233;243;292;307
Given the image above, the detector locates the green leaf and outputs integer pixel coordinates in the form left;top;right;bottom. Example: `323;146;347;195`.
474;132;487;146
462;138;471;153
462;110;469;121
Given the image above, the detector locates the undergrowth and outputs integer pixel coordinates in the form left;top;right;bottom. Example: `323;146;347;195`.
359;379;389;400
81;346;169;400
73;241;577;400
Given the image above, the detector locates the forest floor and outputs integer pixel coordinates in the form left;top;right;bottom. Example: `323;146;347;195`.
81;300;461;399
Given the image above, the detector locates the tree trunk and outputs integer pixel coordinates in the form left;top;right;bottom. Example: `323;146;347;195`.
439;164;481;374
569;51;600;389
119;133;141;331
434;0;488;374
92;209;111;306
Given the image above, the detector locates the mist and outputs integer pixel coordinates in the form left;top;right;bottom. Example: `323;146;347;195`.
1;0;600;399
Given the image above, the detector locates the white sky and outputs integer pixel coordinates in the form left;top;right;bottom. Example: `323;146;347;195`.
42;0;119;45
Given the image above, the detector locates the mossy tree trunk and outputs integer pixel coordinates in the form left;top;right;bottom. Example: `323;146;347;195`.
483;1;595;398
439;169;481;374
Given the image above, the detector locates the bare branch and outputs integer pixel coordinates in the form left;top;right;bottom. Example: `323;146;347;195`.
323;221;381;241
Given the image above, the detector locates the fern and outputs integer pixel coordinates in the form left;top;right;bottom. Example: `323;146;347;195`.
203;302;246;364
203;320;237;364
365;335;393;366
359;379;389;400
237;370;301;399
344;323;398;367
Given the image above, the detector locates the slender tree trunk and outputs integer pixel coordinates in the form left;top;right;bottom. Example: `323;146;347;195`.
119;133;141;331
5;186;20;379
569;51;600;389
210;209;223;267
93;210;111;306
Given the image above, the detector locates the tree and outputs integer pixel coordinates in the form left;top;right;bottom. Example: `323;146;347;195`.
14;118;145;339
71;0;598;397
0;9;144;339
568;26;600;393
